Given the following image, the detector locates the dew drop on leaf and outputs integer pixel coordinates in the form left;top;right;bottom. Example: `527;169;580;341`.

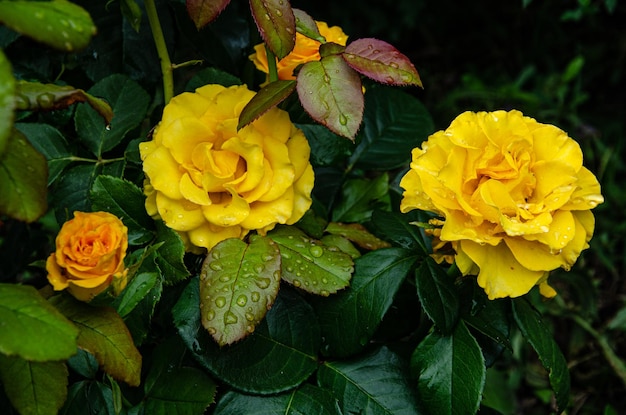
215;297;226;308
236;295;248;307
309;246;323;258
225;311;238;324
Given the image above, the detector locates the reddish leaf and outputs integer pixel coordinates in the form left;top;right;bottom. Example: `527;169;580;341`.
238;80;296;130
296;56;363;140
293;8;323;42
343;38;422;87
186;0;231;30
249;0;295;60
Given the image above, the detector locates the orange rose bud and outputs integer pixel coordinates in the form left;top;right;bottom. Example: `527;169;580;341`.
46;211;128;302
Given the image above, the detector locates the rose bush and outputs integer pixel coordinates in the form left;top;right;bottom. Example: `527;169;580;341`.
139;84;314;251
249;20;348;81
46;211;128;301
400;110;604;299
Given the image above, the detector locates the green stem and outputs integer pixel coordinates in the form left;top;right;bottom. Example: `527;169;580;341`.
571;313;626;389
145;0;173;104
265;44;279;83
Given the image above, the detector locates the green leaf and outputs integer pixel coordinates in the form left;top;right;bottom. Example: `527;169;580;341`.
325;221;391;250
411;321;486;415
315;248;418;357
200;236;282;346
214;384;340;415
15;81;113;125
0;0;96;52
51;295;142;387
154;221;190;285
122;274;163;347
296;122;353;167
512;298;570;412
60;380;115;415
415;257;460;335
74;74;149;157
0;355;68;415
0;129;48;222
186;0;231;30
144;366;216;415
349;86;434;171
114;272;158;318
370;209;428;253
174;280;320;394
297;56;363;140
120;0;142;32
343;38;422;87
51;163;98;224
90;175;154;245
332;173;389;223
267;226;354;296
67;349;99;379
320;234;361;259
15;123;72;185
318;346;420;415
463;297;511;350
249;0;295;60
185;67;242;91
0;284;78;361
0;49;15;156
237;80;296;130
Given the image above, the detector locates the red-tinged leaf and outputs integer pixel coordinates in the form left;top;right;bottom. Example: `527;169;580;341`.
296;56;363;140
293;8;323;42
51;295;142;387
186;0;231;30
249;0;295;60
237;80;296;130
343;38;422;87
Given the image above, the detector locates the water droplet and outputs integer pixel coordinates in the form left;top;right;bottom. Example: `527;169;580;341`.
225;311;238;324
286;266;294;272
212;250;221;259
105;124;111;131
263;254;274;261
367;44;373;49
247;325;255;333
215;297;226;308
207;327;217;335
275;9;283;17
219;275;230;282
339;114;348;125
309;246;323;258
255;278;271;289
321;278;328;284
282;252;291;259
254;264;264;273
273;270;281;280
372;49;380;54
236;295;248;307
320;290;330;296
264;13;271;20
285;27;293;34
385;76;395;83
293;279;301;287
251;292;261;302
209;262;223;271
323;74;330;83
206;310;215;321
245;312;255;321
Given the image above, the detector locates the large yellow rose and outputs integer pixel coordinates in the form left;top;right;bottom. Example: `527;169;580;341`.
400;110;603;299
46;211;128;302
139;84;314;251
249;21;348;81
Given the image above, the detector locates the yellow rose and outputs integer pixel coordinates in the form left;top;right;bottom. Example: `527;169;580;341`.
139;84;314;251
249;21;348;81
400;110;604;299
46;211;128;302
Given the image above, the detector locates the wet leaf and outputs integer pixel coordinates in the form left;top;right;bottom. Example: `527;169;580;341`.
114;272;158;318
293;8;323;42
0;49;15;156
325;222;391;250
267;226;353;296
0;0;96;52
186;0;231;30
154;221;190;286
343;38;422;87
416;256;460;335
297;55;363;140
238;80;296;130
0;129;48;222
15;81;113;125
249;0;295;60
200;236;281;346
332;173;389;223
0;284;78;361
15;123;72;185
0;355;68;415
52;295;142;387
